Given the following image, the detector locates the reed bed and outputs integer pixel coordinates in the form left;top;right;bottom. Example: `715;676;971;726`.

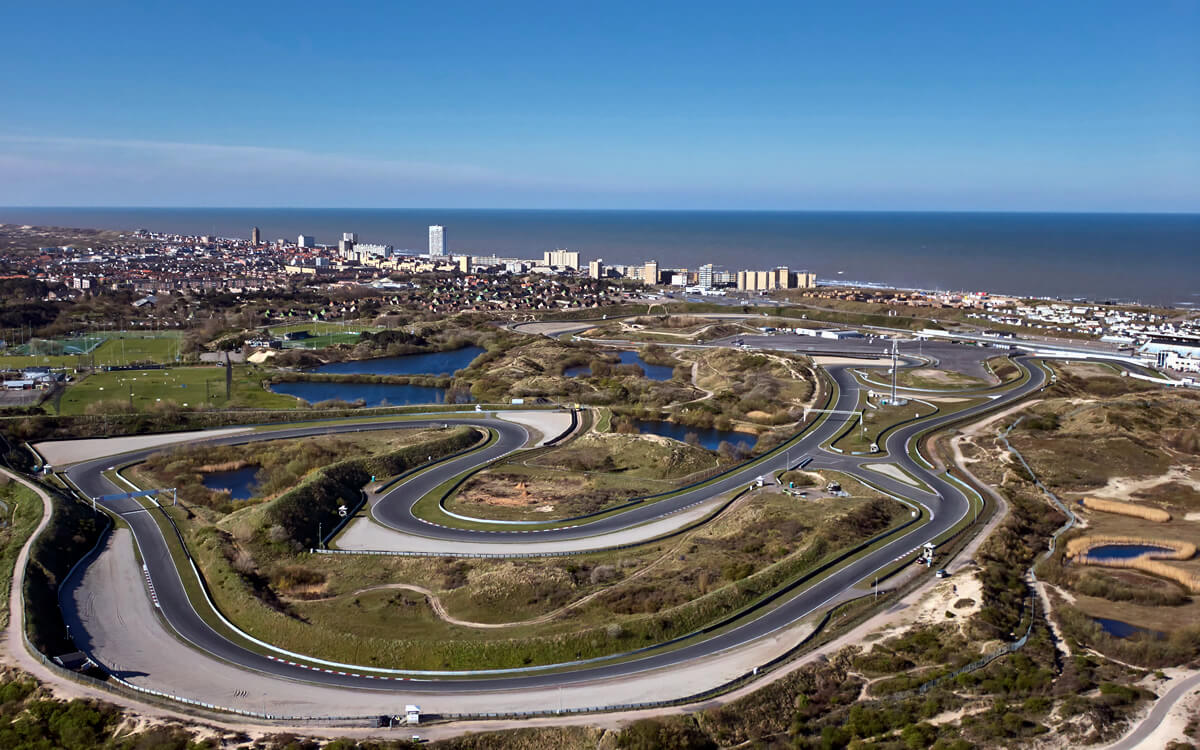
1068;534;1200;592
1081;496;1170;522
194;460;255;473
1075;557;1200;592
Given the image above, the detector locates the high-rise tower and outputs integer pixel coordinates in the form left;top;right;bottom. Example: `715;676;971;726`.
429;225;445;256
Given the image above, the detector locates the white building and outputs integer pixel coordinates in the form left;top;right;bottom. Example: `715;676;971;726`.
297;234;315;248
543;249;580;269
588;258;605;279
342;232;357;243
699;263;714;290
429;225;445;257
355;243;394;256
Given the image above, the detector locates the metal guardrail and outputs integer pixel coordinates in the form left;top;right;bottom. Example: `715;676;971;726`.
19;517;869;726
9;362;1040;722
14;480;383;724
891;415;1075;698
25;632;378;723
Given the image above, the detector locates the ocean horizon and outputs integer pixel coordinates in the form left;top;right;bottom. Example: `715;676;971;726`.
2;207;1197;307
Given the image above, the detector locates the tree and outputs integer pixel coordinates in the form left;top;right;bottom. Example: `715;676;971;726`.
618;718;716;750
901;722;938;750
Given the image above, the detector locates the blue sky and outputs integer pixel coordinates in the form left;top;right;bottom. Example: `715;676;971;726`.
2;1;1197;211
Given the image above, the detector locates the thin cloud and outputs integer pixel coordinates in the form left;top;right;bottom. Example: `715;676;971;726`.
0;134;526;185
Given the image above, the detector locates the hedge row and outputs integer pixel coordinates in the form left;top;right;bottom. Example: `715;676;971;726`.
265;426;481;547
23;486;104;656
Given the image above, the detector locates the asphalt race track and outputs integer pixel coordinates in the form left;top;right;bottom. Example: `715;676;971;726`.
49;345;1078;704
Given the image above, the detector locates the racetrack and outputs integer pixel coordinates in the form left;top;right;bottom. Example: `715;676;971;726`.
42;346;1066;715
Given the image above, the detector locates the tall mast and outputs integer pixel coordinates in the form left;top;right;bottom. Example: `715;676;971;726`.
891;339;898;404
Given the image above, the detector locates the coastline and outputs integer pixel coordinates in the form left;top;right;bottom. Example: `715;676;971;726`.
2;209;1197;307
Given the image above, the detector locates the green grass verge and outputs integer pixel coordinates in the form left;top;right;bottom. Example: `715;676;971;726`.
54;365;299;415
134;477;924;674
0;478;45;629
404;371;840;531
594;407;613;433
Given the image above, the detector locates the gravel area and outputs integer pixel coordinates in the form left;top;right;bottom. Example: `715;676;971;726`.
34;428;252;467
496;410;575;447
59;524;822;715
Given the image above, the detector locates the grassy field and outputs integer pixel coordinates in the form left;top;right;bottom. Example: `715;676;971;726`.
132;455;905;670
830;395;934;454
891;367;989;390
52;365;299;414
996;364;1200;646
668;347;815;432
581;315;752;344
770;293;1103;340
1;330;185;370
459;334;699;407
267;320;381;336
1053;499;1200;633
986;355;1022;384
444;432;724;521
266;320;383;349
88;331;185;365
130;427;453;515
288;488;901;668
0;477;43;629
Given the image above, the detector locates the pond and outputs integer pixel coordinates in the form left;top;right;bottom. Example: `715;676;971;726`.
201;465;260;501
309;346;486;376
270;381;460;407
632;418;758;452
564;350;676;381
1093;617;1166;641
1084;544;1175;561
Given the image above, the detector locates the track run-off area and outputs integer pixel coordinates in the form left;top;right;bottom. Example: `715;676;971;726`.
16;335;1156;720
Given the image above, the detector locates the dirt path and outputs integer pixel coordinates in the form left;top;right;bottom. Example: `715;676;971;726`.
952;413;1080;663
669;358;715;407
617;322;736;340
0;364;1031;744
767;353;821;411
297;491;766;629
1079;467;1200;503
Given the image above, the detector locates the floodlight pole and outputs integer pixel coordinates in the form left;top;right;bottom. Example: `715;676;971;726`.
891;339;898;405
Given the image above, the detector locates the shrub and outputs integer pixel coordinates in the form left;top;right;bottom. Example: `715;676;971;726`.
265;427;481;548
589;564;618;584
618;717;716;750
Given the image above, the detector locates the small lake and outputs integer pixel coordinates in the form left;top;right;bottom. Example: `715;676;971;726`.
1093;617;1166;641
309;346;485;376
201;466;260;500
1084;544;1174;561
565;350;675;381
270;381;458;407
632;419;758;452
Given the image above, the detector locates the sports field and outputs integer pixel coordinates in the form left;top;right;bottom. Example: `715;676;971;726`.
267;320;382;349
1;331;184;369
52;365;299;415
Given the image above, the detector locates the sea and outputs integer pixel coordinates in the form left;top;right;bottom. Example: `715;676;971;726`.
1;208;1196;307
